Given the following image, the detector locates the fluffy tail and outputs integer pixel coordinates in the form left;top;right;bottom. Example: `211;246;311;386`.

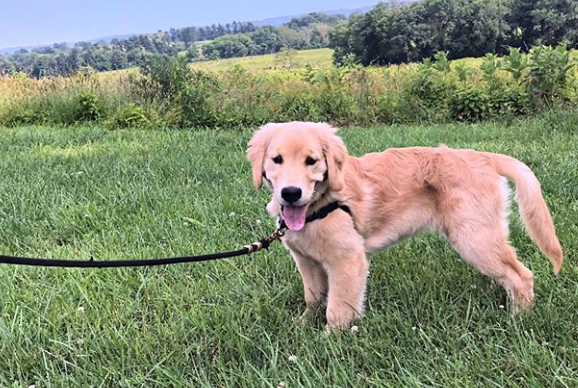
485;152;563;274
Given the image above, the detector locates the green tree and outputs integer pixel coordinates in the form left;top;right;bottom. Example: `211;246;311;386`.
0;56;15;75
287;12;346;28
251;26;283;53
510;0;578;47
31;55;49;79
110;50;128;70
330;0;521;65
202;34;257;59
186;44;200;62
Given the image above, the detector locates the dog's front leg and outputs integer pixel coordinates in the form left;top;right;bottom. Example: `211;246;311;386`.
325;250;369;331
291;249;328;322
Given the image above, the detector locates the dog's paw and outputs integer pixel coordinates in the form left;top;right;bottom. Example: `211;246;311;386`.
324;324;348;337
297;309;316;326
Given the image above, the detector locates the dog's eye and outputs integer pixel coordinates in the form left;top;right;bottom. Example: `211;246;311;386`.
305;156;317;166
273;155;283;164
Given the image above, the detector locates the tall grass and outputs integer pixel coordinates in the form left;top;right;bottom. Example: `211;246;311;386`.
1;45;577;129
0;70;133;127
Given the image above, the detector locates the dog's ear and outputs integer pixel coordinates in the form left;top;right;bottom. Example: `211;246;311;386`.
319;124;348;192
247;124;276;190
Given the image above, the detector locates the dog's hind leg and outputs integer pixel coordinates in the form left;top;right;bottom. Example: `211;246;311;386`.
445;220;534;314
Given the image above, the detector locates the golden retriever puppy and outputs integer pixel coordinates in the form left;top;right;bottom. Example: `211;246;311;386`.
247;122;563;330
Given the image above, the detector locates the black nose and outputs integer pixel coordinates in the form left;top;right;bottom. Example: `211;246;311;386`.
281;187;302;204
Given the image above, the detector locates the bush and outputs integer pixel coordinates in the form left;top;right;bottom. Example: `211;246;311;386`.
451;87;492;122
527;45;576;105
1;44;578;129
0;104;41;126
105;103;151;129
490;86;531;118
133;55;219;128
76;91;101;122
403;58;456;122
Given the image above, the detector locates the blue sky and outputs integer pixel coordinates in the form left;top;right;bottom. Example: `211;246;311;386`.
2;0;375;49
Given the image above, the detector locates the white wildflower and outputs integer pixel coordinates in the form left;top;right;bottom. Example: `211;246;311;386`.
288;354;297;363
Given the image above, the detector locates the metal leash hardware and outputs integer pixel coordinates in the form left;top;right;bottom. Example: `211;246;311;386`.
242;226;287;254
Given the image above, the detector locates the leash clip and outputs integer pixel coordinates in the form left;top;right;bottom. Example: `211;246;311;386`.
275;227;286;236
243;227;286;254
270;227;286;241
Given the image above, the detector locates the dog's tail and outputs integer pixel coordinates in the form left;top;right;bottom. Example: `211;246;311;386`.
485;152;563;274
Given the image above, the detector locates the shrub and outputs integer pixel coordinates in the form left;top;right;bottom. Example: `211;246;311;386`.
527;45;576;105
2;44;578;129
76;91;101;122
501;47;529;84
133;55;219;128
404;58;456;121
105;103;151;129
0;103;41;126
451;87;492;122
490;86;531;118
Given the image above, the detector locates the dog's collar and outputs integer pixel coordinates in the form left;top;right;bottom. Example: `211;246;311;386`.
278;201;352;231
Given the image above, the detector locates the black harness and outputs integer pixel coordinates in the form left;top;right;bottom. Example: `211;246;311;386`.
279;201;352;231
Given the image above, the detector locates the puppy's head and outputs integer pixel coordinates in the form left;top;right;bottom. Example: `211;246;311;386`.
247;122;347;231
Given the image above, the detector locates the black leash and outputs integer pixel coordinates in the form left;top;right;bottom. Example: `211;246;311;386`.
0;228;286;268
0;202;351;268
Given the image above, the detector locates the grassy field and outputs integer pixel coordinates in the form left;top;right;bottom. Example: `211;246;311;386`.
94;48;334;78
191;48;333;71
0;113;577;387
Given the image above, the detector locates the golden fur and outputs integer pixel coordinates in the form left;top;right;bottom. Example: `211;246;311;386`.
247;122;563;330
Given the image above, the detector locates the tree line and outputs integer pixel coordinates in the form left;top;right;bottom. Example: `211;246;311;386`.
330;0;578;65
4;0;575;78
0;13;344;78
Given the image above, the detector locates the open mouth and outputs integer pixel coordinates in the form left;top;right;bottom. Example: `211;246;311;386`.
281;204;308;231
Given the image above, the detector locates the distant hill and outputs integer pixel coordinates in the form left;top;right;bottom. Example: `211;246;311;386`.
1;4;381;53
253;5;376;26
0;34;138;54
0;46;35;54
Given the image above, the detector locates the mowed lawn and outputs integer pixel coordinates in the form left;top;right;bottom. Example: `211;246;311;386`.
0;113;576;387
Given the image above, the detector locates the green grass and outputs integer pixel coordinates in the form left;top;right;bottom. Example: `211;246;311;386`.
191;48;334;71
0;112;577;387
98;48;333;79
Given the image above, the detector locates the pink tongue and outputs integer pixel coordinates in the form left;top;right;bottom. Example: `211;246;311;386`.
282;205;308;231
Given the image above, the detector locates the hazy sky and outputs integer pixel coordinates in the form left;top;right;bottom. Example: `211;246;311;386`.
2;0;374;48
